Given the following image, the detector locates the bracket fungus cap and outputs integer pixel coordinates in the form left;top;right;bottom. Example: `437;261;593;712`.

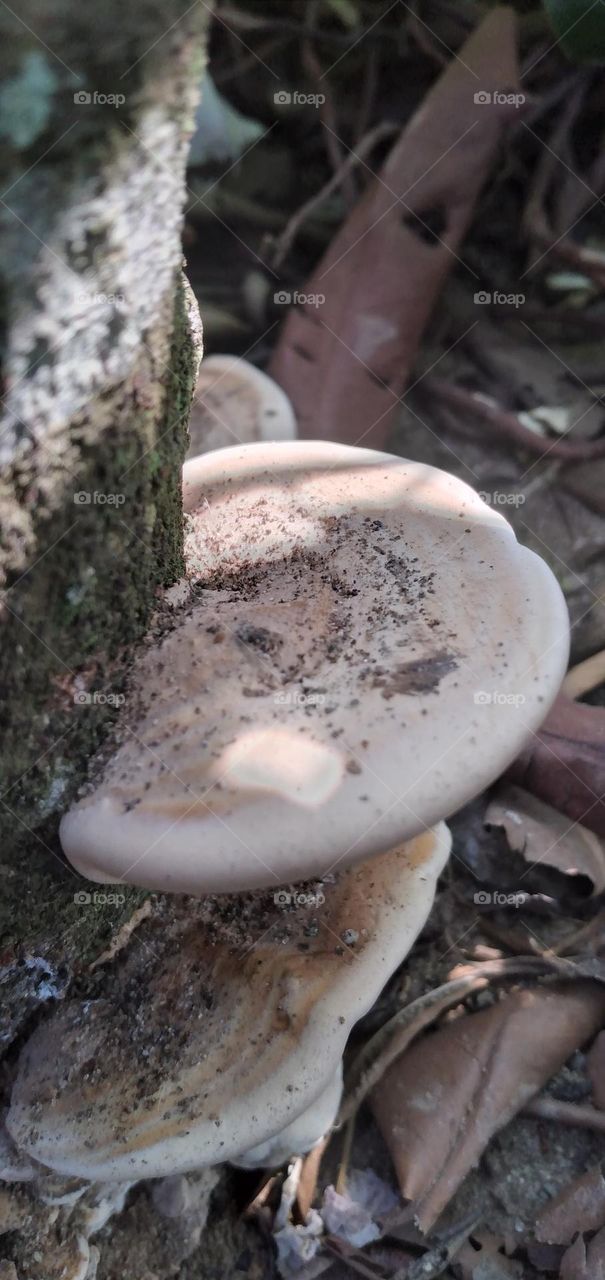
233;1062;344;1170
8;827;449;1181
60;440;569;894
187;355;297;457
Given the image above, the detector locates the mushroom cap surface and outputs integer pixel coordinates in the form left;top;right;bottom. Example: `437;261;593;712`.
233;1062;343;1170
8;827;449;1181
60;440;568;894
187;356;296;458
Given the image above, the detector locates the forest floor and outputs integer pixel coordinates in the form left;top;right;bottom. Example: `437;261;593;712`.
175;4;605;1277
5;4;605;1279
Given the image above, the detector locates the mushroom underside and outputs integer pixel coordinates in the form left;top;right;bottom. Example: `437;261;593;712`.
7;827;450;1180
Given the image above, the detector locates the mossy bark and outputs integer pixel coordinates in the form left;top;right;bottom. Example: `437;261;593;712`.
0;5;206;1039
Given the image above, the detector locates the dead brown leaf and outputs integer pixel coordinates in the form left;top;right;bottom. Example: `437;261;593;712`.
560;1234;587;1280
559;1224;605;1279
370;983;605;1232
535;1166;605;1244
341;956;561;1127
507;695;605;838
587;1225;605;1277
485;785;605;894
457;1229;523;1279
269;8;521;449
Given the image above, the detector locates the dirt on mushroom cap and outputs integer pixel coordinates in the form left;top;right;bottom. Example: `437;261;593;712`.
60;441;569;894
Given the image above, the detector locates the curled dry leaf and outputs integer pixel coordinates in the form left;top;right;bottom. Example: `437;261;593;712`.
485;784;605;895
371;983;605;1232
269;7;521;449
457;1228;523;1280
321;1185;381;1249
341;956;569;1125
535;1166;605;1244
585;1225;605;1278
559;1224;605;1280
560;1234;587;1280
508;694;605;838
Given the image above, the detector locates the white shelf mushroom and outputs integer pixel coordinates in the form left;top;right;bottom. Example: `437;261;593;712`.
7;828;450;1180
9;441;570;1183
60;440;569;895
187;356;297;458
232;1065;344;1171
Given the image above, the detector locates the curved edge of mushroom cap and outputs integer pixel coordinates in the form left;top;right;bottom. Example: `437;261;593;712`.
61;440;568;895
187;356;297;457
232;1061;343;1170
8;825;450;1182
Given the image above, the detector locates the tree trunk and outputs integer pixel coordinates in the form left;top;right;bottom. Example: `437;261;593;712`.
0;3;205;1046
0;10;283;1275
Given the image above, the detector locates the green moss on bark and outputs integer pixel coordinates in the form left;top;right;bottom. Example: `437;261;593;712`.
0;274;201;1038
153;275;202;586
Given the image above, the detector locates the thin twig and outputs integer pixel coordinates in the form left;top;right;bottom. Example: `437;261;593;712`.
353;40;379;150
213;36;286;86
406;0;448;66
302;8;356;208
425;378;605;462
215;4;394;45
522;82;587;250
335;1112;356;1195
553;908;605;957
480;306;605;331
539;238;605;288
524;1095;605;1132
468;916;545;956
520;78;605;283
563;649;605;700
391;1212;482;1280
339;956;564;1125
270;122;397;268
324;1240;387;1278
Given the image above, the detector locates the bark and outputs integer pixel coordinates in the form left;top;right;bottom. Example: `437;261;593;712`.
0;7;238;1275
0;6;205;1042
0;14;278;1276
